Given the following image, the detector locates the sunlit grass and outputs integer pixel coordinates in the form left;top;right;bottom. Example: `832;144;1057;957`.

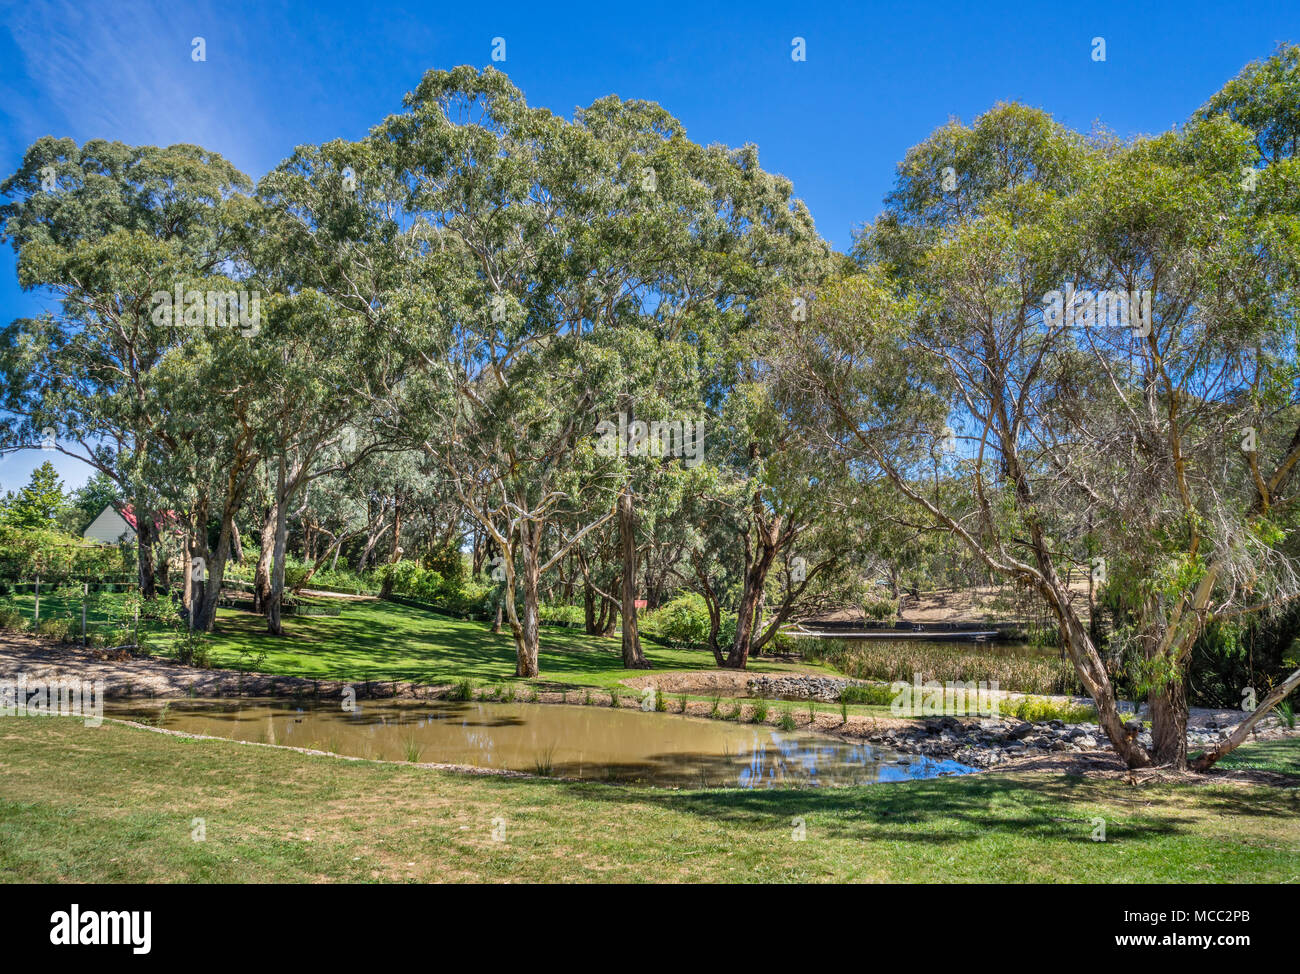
1;718;1296;883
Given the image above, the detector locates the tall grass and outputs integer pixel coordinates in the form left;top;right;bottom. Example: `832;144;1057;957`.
805;638;1081;696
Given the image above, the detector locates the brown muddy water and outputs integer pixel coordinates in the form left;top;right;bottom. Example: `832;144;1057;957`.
104;698;976;788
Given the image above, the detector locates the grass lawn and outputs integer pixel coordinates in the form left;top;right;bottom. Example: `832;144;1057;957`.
1;718;1296;883
1217;738;1300;776
180;597;838;692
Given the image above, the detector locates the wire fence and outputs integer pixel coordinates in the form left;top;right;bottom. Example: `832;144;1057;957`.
0;575;167;650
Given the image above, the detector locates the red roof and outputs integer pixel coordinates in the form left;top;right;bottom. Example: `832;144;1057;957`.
119;505;181;532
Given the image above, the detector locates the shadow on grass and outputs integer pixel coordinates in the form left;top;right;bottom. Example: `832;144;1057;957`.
541;766;1299;847
201;600;740;685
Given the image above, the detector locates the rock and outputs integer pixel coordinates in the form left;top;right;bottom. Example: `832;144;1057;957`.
1007;722;1034;740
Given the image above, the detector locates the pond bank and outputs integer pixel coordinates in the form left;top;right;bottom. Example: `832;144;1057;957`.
2;632;1294;779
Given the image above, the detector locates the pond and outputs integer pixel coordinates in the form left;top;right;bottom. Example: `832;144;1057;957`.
105;698;976;788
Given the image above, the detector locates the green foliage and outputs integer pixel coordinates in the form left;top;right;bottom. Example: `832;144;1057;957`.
0;604;26;631
860;597;897;622
172;628;212;668
539;603;584;626
642;593;711;647
998;696;1097;724
751;698;769;723
839;682;897;706
2;462;68;529
0;524;130;579
36;617;72;642
1276;699;1296;730
777;707;796;731
449;678;474;702
376;561;493;618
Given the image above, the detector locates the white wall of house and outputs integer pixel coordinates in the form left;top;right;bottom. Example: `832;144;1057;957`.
82;506;135;545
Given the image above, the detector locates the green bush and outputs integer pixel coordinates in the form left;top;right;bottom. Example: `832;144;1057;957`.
643;593;711;647
37;617;73;642
839;682;897;706
861;597;898;621
0;525;131;579
999;695;1097;724
539;603;584;626
0;603;26;631
377;562;493;619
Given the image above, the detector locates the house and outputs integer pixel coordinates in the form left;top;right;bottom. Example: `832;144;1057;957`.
82;505;136;545
82;505;181;546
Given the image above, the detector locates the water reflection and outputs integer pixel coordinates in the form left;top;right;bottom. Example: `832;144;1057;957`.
106;698;975;788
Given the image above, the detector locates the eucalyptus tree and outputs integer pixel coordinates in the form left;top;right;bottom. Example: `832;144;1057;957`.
773;65;1300;768
703;378;858;668
145;322;263;630
362;67;826;677
250;140;412;632
0;138;252;597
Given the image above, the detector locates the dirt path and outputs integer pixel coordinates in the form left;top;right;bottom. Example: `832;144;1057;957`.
0;632;426;700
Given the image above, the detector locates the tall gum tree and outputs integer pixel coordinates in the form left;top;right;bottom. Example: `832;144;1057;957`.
366;67;826;676
773;74;1300;769
0;139;251;598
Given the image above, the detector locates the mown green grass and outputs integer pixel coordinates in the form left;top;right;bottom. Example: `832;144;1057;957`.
1217;738;1300;776
177;598;836;691
1;718;1296;883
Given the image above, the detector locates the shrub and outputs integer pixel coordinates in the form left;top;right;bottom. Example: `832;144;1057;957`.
37;617;72;642
173;629;211;668
751;698;769;723
0;603;26;631
647;593;711;647
777;708;797;731
840;683;897;706
999;695;1097;724
861;597;898;621
539;603;584;626
1275;699;1295;729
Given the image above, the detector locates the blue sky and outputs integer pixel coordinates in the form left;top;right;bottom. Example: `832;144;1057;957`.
1;0;1297;494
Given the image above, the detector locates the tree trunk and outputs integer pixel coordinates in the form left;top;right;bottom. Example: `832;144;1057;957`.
618;484;648;668
600;596;619;637
390;496;402;563
583;580;598;635
1192;665;1300;771
230;520;244;564
750;590;766;658
253;505;276;613
134;496;156;600
725;537;777;669
192;510;234;633
504;528;542;677
1149;679;1189;768
267;458;290;636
